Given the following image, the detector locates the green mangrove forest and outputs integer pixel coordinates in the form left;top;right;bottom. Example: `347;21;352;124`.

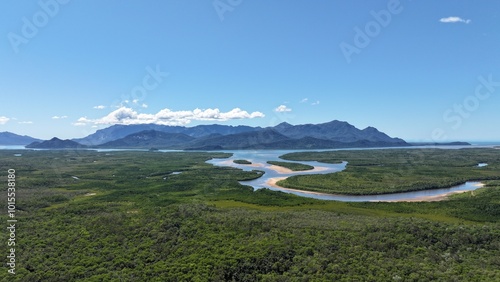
0;148;499;281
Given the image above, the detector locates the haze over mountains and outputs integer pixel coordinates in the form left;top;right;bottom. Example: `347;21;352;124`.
13;120;412;150
0;132;41;145
26;138;88;149
72;124;258;146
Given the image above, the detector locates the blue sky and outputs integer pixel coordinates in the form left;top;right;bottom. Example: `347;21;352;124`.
1;0;499;141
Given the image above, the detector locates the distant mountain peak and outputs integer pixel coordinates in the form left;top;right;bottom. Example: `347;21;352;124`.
98;130;195;149
26;137;86;149
276;122;292;127
271;120;406;145
362;126;379;132
0;132;42;145
322;119;347;124
321;120;354;127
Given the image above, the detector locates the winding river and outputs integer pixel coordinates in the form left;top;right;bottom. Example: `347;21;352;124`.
2;145;493;202
206;149;487;202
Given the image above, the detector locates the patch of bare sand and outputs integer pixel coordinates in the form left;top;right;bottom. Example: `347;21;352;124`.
265;177;335;196
269;165;293;174
219;159;235;165
266;177;287;188
246;163;264;168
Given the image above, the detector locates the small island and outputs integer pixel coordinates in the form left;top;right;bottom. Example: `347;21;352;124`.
233;159;252;165
266;161;314;171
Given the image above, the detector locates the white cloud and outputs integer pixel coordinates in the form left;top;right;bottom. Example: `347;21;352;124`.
439;17;471;24
77;117;92;123
141;103;148;108
274;105;292;112
18;121;33;124
72;117;92;126
311;101;320;106
75;107;265;126
218;108;265;119
52;115;68;119
93;105;106;110
300;98;308;103
0;116;10;124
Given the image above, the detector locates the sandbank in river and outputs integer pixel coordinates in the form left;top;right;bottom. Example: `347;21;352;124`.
206;150;489;202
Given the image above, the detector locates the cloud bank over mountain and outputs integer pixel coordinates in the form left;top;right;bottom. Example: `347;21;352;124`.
74;107;265;126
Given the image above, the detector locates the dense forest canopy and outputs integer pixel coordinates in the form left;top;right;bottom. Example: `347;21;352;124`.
0;149;499;281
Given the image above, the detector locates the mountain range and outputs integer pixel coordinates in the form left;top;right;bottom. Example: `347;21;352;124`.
0;132;41;145
13;120;413;150
72;124;258;145
25;138;88;149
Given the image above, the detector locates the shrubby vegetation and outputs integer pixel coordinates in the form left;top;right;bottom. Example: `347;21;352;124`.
266;161;314;171
0;149;499;281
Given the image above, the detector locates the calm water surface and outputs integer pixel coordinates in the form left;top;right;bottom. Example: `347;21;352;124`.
207;149;488;202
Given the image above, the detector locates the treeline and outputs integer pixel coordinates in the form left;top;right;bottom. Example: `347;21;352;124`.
2;204;499;281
